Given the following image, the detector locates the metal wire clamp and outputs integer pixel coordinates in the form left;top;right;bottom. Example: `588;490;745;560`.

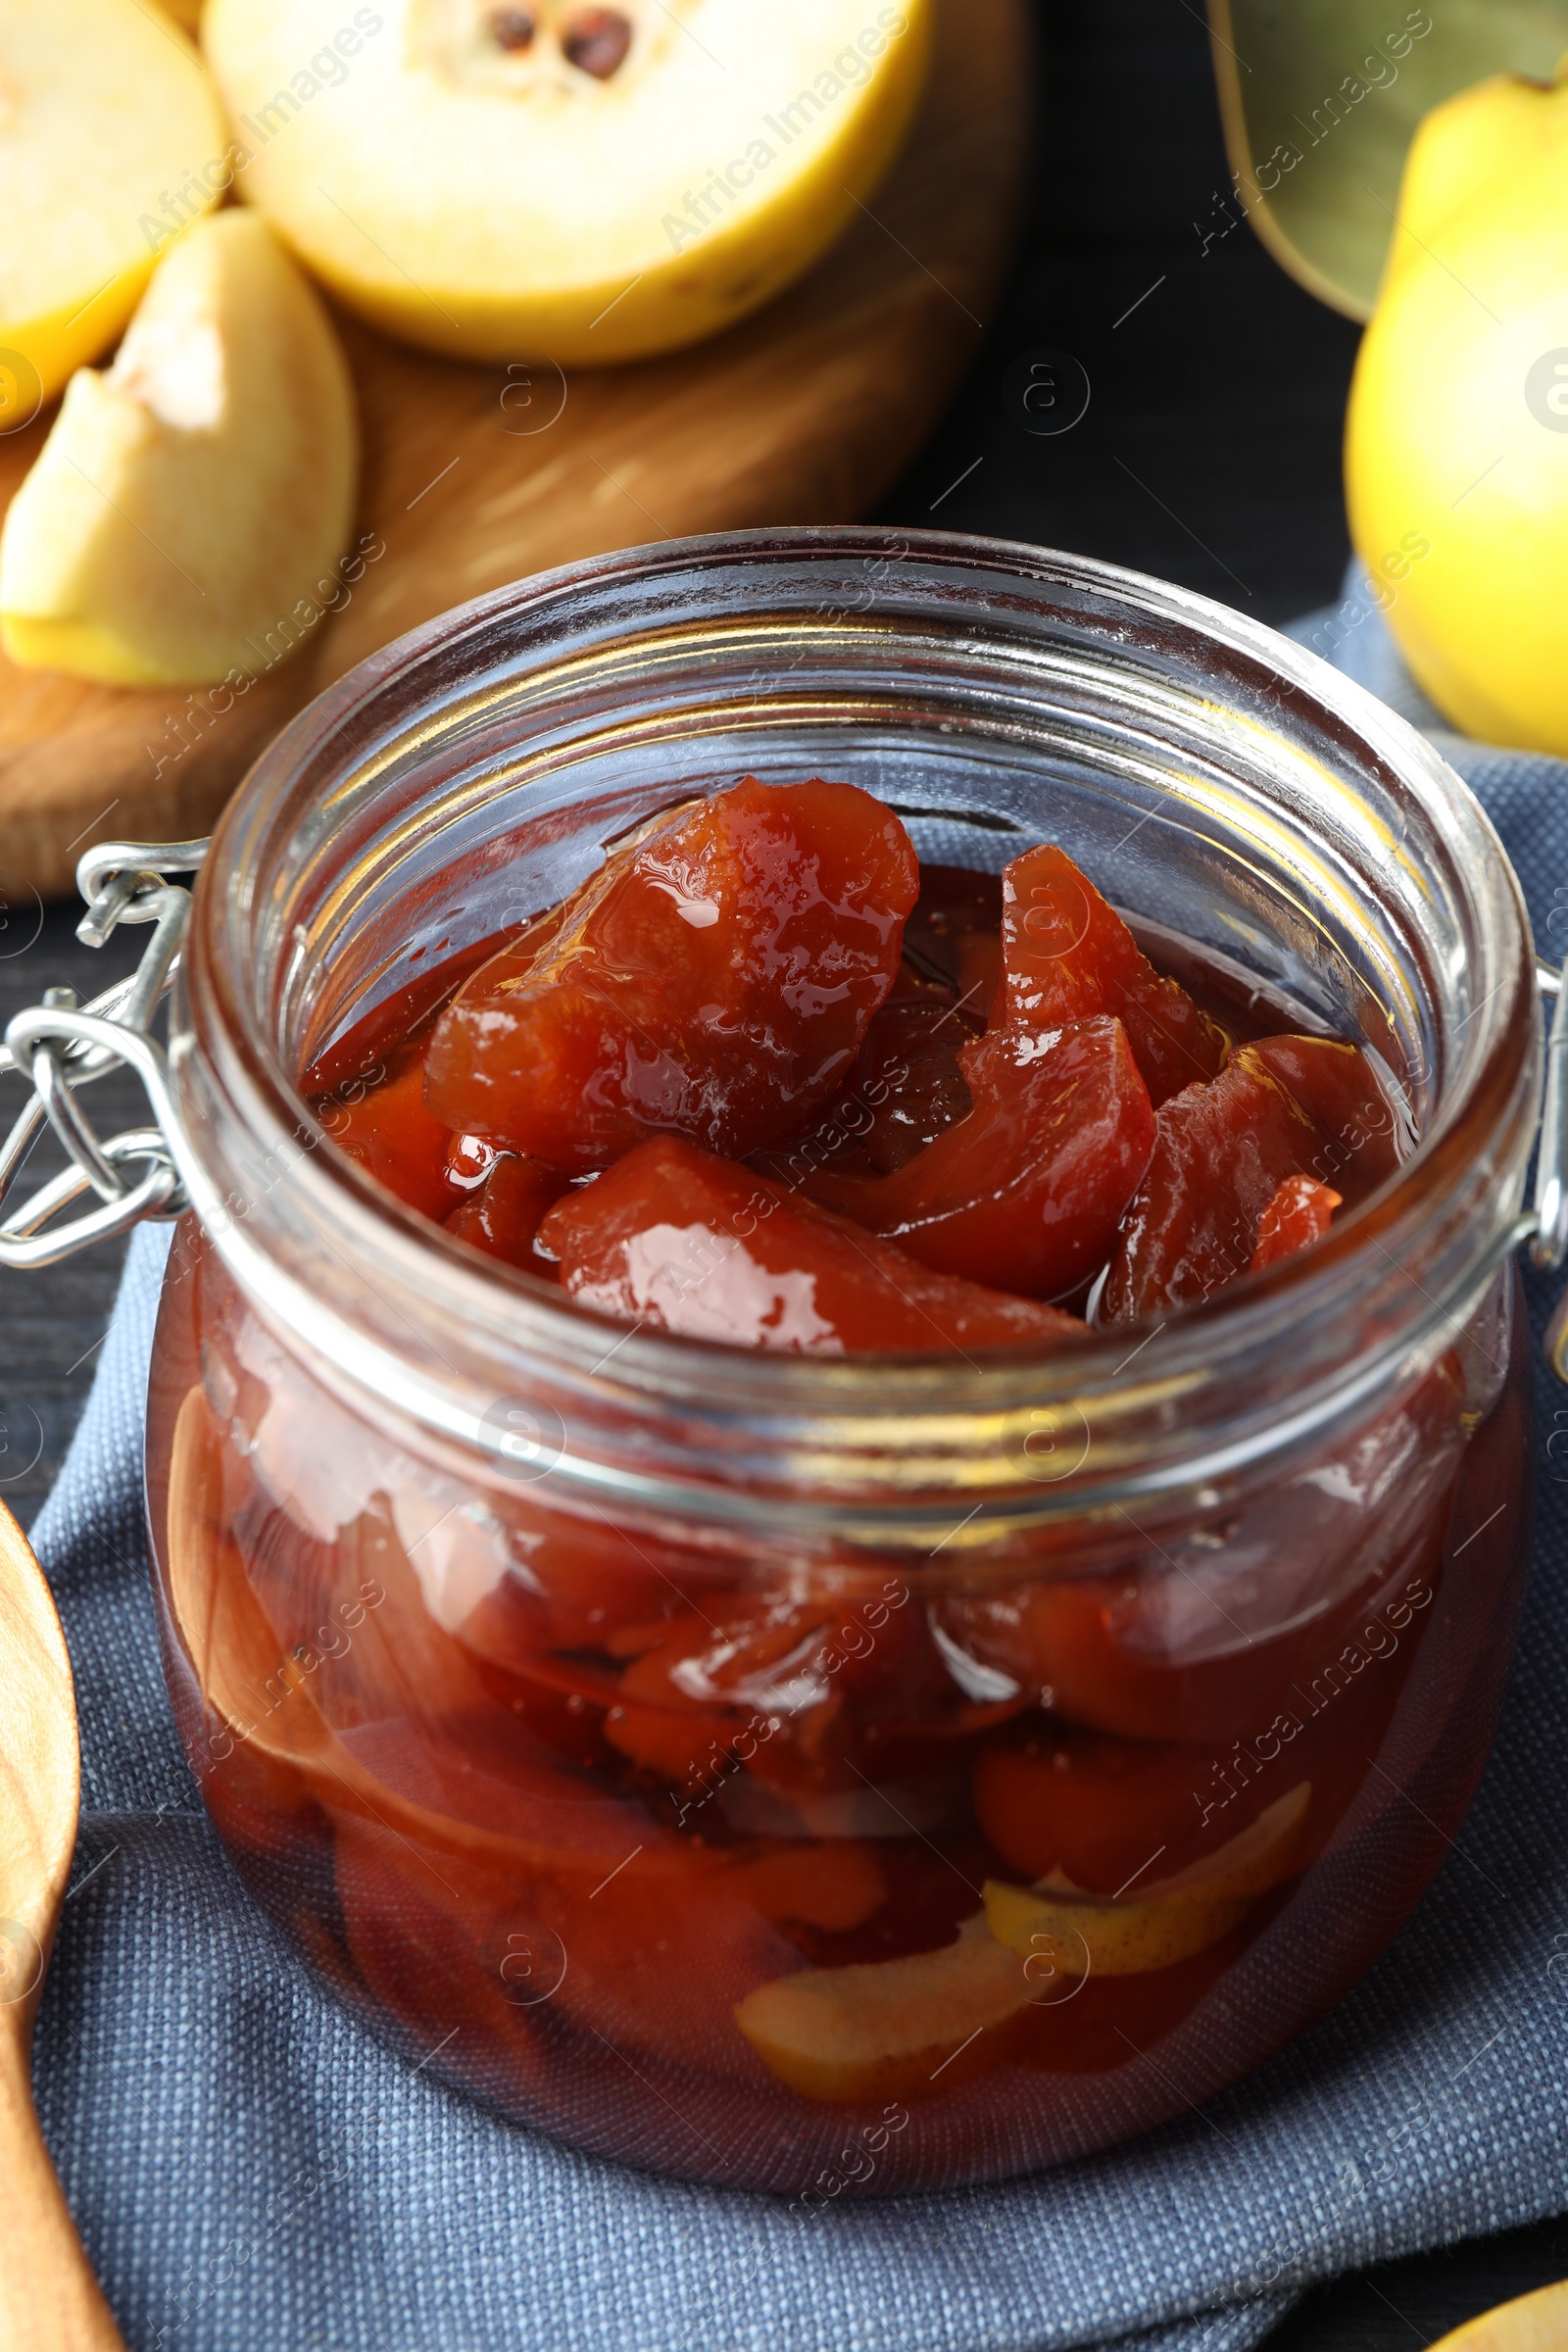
0;839;206;1271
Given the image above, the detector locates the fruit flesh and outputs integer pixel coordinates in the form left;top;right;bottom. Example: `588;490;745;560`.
1423;2279;1568;2352
0;210;359;686
999;841;1228;1105
142;791;1518;2185
1250;1174;1342;1272
446;1154;572;1275
1102;1036;1397;1323
733;1913;1035;2105
203;0;933;366
981;1784;1311;1978
808;1013;1156;1301
0;0;228;407
424;779;919;1170
538;1134;1086;1353
324;798;1399;1343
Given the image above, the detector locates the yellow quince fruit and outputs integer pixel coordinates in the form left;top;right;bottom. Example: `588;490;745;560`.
1428;2279;1568;2350
201;0;933;367
1345;62;1568;753
0;0;228;414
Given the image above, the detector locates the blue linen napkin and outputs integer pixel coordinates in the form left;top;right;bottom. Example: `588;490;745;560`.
26;571;1568;2352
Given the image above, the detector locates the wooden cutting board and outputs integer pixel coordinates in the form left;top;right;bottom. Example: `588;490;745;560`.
0;0;1030;902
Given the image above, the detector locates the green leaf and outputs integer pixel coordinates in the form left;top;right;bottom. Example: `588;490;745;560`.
1206;1;1568;317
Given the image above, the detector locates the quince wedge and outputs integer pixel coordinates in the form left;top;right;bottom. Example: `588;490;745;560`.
0;0;228;413
984;1782;1311;1979
1345;63;1568;753
202;0;933;366
0;209;359;688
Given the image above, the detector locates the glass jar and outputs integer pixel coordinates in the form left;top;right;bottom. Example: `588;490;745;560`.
142;527;1539;2198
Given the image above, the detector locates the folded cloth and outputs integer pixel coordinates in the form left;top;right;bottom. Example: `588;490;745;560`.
28;572;1568;2352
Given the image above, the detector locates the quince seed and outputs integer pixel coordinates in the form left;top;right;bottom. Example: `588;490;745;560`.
486;7;537;50
563;8;632;77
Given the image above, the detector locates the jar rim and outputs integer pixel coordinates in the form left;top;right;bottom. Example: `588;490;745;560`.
172;525;1541;1525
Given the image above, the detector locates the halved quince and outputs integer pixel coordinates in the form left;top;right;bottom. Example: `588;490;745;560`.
0;209;359;686
0;0;227;409
202;0;934;365
984;1783;1311;1979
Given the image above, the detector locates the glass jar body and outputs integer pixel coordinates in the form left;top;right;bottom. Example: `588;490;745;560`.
147;1230;1531;2195
139;528;1543;2195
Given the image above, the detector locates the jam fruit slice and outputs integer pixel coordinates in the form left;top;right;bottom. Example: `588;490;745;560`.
974;1725;1251;1894
333;1818;555;2100
809;1015;1155;1301
1250;1175;1342;1272
983;1783;1310;1978
445;1153;571;1277
902;863;1005;1024
937;1356;1460;1744
304;929;557;1226
458;1504;705;1659
843;968;981;1176
999;843;1227;1105
734;1911;1031;2103
538;1134;1086;1354
318;1046;460;1225
753;962;982;1191
607;1580;962;1801
1102;1036;1397;1322
423;778;919;1171
723;1842;887;1935
1247;1032;1401;1193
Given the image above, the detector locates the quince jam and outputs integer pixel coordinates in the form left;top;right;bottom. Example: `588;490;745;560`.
148;778;1530;2194
315;778;1401;1335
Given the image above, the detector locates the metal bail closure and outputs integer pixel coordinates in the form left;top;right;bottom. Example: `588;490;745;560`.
0;838;207;1271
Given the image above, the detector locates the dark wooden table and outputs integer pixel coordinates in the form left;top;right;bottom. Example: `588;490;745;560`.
0;0;1558;2339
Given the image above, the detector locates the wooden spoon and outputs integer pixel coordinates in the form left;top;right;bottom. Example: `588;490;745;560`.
0;1497;124;2349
